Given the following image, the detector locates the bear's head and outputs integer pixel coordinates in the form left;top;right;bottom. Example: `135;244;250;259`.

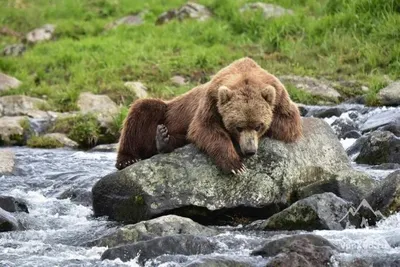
217;84;276;157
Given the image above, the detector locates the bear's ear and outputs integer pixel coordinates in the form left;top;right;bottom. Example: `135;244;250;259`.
261;85;276;104
218;86;234;105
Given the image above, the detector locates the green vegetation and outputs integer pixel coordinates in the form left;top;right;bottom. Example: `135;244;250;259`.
1;0;399;112
26;136;64;148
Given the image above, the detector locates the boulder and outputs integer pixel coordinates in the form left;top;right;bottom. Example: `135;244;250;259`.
88;215;217;248
92;118;373;225
42;133;78;148
170;75;187;86
0;116;27;145
0;196;28;213
251;234;338;267
279;75;341;102
354;131;400;165
377;81;400;106
0;150;15;175
156;2;212;25
89;143;119;152
331;117;359;139
246;193;353;231
2;43;26;56
0;73;21;92
26;24;55;43
124;81;148;99
0;207;22;232
239;2;294;19
101;234;217;264
360;109;400;134
0;95;48;116
57;188;92;207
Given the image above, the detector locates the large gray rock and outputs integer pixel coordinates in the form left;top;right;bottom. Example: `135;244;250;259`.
101;234;217;264
0;207;21;232
0;196;28;213
239;2;294;19
88;215;217;248
92;118;373;224
247;193;352;231
0;149;15;174
42;133;78;148
280;75;341;102
156;2;212;25
0;95;48;117
26;24;55;43
0;116;26;145
355;131;400;165
378;81;400;106
0;73;21;92
251;234;338;267
360;109;400;133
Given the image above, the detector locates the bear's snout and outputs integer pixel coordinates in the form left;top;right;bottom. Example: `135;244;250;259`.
239;130;258;157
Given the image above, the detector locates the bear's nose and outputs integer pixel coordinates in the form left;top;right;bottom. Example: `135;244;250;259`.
245;150;256;156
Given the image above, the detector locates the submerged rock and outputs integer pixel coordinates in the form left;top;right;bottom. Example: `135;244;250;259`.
251;234;338;267
101;234;217;264
377;81;400;106
0;196;28;213
247;193;352;231
92;118;372;225
0;208;22;232
156;2;212;25
88;215;217;248
355;131;400;165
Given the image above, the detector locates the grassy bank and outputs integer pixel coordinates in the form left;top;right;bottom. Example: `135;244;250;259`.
1;0;399;112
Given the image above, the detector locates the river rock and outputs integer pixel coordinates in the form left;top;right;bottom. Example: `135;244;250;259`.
331;117;359;139
88;215;217;248
360;109;400;134
355;131;400;165
0;150;15;174
0;207;21;232
239;2;294;18
0;116;26;145
2;44;26;56
0;73;22;92
279;75;341;102
183;256;253;267
156;2;212;25
0;196;28;213
42;133;78;148
124;81;148;99
26;24;55;43
92;118;373;225
0;95;48;117
247;193;352;231
58;188;92;207
302;104;370;119
101;234;217;264
377;81;400;106
251;234;338;267
89;143;119;152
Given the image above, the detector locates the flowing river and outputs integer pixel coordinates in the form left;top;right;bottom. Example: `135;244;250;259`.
1;104;400;266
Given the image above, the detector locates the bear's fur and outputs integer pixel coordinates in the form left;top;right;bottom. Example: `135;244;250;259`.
116;57;302;174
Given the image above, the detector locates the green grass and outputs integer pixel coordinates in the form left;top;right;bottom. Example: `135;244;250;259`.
27;136;65;148
1;0;399;112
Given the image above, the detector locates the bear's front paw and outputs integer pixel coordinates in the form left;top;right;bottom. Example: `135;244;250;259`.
156;124;172;153
115;158;141;170
218;157;247;176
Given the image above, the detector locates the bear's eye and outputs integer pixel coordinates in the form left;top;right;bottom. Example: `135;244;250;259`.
255;124;263;131
236;127;243;132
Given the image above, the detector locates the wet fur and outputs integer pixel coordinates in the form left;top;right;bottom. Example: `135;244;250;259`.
116;57;302;173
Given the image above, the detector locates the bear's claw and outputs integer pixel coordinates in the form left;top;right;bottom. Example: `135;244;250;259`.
231;164;247;176
116;158;141;170
156;124;172;153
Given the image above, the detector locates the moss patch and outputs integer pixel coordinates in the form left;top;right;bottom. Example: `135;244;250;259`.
27;136;64;148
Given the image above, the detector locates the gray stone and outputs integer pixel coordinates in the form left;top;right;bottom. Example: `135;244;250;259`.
378;81;400;106
184;257;253;267
0;207;21;232
26;24;55;43
89;143;119;152
92;118;373;225
355;131;400;165
331;117;359;139
88;215;217;248
105;14;144;30
0;196;28;213
124;81;148;99
247;193;352;231
156;2;212;25
101;234;217;264
0;95;48;116
170;75;187;86
240;2;294;19
2;44;26;56
360;109;400;133
0;149;15;174
280;75;341;101
0;73;22;92
0;116;26;145
251;234;338;267
42;133;78;148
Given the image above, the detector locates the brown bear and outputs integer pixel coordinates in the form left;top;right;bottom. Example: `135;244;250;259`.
115;57;302;175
